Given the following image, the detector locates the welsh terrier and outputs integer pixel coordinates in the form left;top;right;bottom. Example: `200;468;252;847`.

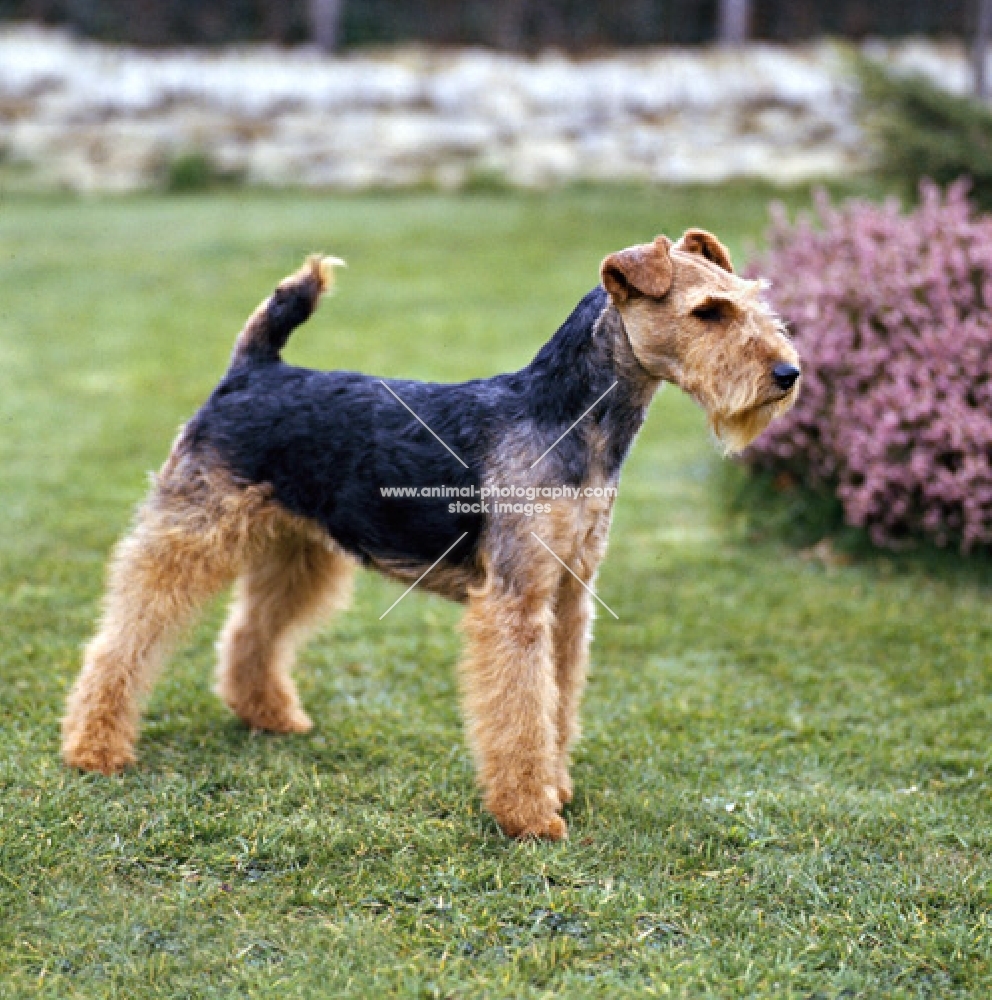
63;229;800;840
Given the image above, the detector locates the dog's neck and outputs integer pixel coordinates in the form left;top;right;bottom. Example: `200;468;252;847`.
596;300;665;403
522;286;663;479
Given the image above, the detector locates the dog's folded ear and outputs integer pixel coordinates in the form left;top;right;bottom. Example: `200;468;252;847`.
600;235;673;303
674;228;734;273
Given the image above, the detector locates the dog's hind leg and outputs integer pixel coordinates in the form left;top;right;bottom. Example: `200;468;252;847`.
62;486;241;774
216;530;354;734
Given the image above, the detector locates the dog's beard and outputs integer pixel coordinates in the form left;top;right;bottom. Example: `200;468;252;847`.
710;392;797;455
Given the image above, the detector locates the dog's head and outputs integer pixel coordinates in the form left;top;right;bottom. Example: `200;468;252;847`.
601;229;800;453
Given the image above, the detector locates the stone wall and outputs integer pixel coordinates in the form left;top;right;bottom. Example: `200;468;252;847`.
0;27;976;192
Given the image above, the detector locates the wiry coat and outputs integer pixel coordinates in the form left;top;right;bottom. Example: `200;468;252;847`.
63;233;800;841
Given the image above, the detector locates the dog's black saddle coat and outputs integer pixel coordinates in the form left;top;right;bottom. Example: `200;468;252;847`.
183;286;646;570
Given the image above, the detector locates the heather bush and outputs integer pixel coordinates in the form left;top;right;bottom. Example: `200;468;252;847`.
745;180;992;552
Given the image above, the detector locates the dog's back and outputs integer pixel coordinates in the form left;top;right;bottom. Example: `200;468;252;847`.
185;361;487;569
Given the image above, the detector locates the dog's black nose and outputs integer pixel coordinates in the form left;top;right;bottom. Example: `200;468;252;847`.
772;363;801;390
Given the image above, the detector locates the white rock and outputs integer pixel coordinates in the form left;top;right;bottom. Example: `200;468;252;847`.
0;26;976;192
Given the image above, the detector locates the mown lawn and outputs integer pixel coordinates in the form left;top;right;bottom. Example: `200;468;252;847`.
1;186;991;999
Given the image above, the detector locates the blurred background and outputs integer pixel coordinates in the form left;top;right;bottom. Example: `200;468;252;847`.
0;0;982;49
2;1;992;193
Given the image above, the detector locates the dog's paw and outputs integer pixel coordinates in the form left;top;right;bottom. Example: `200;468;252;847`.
500;813;569;841
221;688;314;734
487;787;568;841
245;707;313;735
556;772;574;806
62;733;136;775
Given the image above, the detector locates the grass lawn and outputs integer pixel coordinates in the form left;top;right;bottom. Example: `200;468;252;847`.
1;185;991;999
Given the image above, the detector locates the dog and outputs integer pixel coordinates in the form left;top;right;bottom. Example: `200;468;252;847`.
62;229;800;840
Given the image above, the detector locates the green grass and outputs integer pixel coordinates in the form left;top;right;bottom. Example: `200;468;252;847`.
1;185;991;999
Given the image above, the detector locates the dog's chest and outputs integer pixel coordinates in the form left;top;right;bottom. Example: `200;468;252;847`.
543;489;616;578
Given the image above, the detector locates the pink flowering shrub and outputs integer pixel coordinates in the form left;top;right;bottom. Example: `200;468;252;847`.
745;180;992;551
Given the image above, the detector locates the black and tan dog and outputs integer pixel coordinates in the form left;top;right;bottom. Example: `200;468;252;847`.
63;230;800;840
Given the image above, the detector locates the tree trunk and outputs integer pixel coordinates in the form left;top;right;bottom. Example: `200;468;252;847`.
310;0;344;53
974;0;992;98
717;0;751;45
495;0;528;51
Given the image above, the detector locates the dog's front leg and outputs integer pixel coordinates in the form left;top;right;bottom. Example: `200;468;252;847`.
552;574;595;807
460;576;565;840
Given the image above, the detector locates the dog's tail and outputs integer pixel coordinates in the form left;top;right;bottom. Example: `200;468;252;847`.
230;255;345;365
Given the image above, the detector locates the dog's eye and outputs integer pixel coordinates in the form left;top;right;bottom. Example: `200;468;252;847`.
691;302;726;322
